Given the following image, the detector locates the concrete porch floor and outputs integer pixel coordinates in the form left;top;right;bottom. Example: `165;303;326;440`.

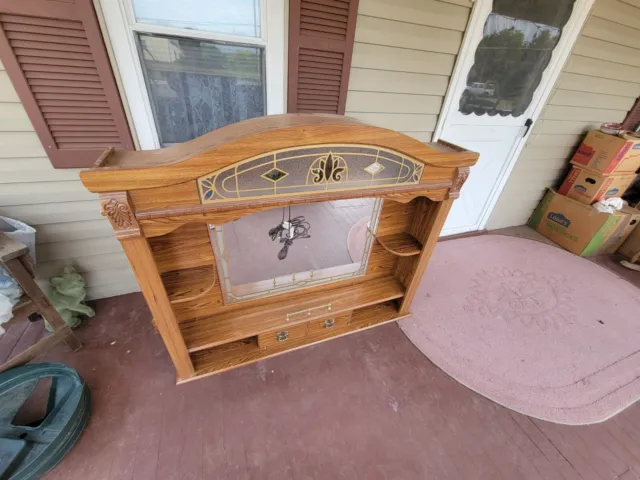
1;227;639;479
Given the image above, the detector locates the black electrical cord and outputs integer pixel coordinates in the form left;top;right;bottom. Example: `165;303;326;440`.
268;207;287;241
268;207;311;260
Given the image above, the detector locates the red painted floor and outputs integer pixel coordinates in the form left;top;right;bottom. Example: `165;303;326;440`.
1;291;639;479
1;227;639;479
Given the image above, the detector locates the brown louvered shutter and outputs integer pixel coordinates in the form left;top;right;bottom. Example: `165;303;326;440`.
287;0;359;115
0;0;133;168
622;97;640;132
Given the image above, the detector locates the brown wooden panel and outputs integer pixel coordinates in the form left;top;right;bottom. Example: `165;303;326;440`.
180;276;405;353
7;31;90;45
258;322;308;349
0;14;84;30
31;85;104;94
170;239;397;324
28;78;103;88
375;232;422;257
376;200;417;237
24;71;100;81
79;114;478;382
35;92;106;101
148;223;215;274
307;312;351;335
47;118;115;126
288;0;359;114
129;181;200;211
188;301;406;379
0;0;134;168
14;42;92;53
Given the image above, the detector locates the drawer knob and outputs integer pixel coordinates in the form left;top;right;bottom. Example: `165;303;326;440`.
324;318;335;329
276;331;289;342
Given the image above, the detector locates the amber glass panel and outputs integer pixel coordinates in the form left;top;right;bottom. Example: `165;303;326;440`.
459;0;575;117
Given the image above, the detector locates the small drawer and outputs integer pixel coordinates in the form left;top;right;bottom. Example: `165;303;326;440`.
258;322;308;349
307;312;351;336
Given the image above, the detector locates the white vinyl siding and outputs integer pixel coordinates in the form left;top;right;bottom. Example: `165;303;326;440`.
345;0;472;142
0;60;139;300
487;0;640;230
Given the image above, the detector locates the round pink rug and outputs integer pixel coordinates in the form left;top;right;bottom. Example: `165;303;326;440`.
399;234;640;425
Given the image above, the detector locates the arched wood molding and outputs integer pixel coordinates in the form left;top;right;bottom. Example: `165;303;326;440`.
80;115;477;193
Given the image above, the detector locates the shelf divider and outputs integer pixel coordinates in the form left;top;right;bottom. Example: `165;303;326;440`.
374;232;422;257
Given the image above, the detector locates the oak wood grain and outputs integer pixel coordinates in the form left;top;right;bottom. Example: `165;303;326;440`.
120;236;195;379
375;231;422;257
80;115;477;192
186;301;408;380
138;185;451;238
79;114;479;381
398;198;454;315
180;276;405;353
149;223;214;274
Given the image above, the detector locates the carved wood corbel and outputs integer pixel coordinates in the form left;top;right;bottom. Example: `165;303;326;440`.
449;167;470;199
99;192;141;239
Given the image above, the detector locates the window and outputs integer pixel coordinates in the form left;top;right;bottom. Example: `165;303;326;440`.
98;0;285;149
458;0;575;117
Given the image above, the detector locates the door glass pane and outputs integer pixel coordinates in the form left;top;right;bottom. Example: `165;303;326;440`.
132;0;261;37
137;33;265;146
459;0;575;117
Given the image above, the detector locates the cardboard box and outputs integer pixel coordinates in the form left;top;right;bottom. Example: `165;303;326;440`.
570;130;640;174
618;216;640;262
557;165;636;205
600;206;640;254
528;189;628;256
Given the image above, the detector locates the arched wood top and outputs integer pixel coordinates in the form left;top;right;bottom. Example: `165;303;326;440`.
80;114;478;193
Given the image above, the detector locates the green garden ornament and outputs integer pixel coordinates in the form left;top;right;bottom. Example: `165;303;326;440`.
47;266;95;331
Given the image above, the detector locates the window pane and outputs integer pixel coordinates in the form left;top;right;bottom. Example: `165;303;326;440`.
137;33;265;146
132;0;261;37
459;0;575;117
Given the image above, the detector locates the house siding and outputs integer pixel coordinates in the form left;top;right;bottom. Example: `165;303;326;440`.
0;60;139;300
1;0;636;303
486;0;640;230
345;0;472;142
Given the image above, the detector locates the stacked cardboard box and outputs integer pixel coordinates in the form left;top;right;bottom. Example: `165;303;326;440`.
618;210;640;262
557;131;640;205
529;130;640;256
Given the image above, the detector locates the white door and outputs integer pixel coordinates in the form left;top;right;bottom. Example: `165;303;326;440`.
435;0;594;236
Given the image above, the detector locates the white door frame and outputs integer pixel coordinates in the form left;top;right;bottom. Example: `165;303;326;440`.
97;0;287;150
433;0;595;234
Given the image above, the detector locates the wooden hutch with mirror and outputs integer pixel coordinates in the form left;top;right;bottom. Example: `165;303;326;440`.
80;115;478;383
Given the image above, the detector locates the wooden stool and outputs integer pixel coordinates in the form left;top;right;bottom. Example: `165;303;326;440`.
0;233;81;373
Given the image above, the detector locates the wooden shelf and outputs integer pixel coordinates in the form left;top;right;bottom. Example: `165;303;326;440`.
375;232;422;257
180;276;405;353
185;301;410;381
162;265;217;304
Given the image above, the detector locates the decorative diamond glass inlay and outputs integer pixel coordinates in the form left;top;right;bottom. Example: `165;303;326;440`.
364;162;384;175
197;145;423;203
262;168;288;183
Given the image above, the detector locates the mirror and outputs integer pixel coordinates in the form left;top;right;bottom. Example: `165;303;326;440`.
209;198;382;303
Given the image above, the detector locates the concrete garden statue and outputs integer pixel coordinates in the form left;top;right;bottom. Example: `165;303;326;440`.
47;266;95;331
